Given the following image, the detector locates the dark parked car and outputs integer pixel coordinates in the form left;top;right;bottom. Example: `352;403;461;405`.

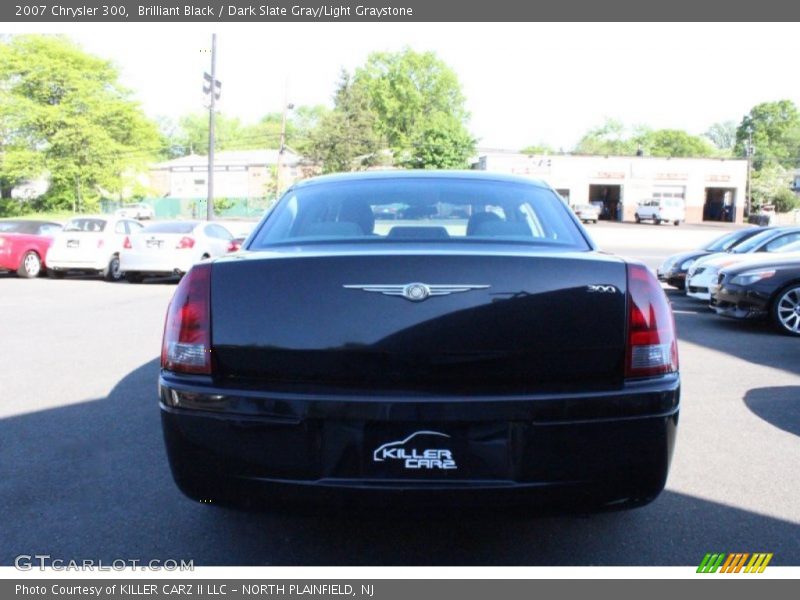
159;171;680;512
0;219;62;278
713;256;800;336
657;227;769;290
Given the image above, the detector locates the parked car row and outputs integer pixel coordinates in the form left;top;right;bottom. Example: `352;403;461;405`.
0;216;254;282
659;225;800;336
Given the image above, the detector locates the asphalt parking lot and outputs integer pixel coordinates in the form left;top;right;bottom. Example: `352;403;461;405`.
1;221;799;566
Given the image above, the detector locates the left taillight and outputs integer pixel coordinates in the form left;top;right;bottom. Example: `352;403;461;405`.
625;263;679;379
123;236;132;249
161;263;212;375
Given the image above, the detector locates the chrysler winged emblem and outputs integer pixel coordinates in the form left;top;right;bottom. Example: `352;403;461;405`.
343;283;490;302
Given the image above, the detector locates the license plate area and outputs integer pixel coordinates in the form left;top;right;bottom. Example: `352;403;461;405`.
66;239;79;248
360;422;509;480
146;239;164;249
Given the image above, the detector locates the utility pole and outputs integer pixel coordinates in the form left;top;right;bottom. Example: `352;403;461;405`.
274;80;293;198
204;34;221;221
745;125;754;219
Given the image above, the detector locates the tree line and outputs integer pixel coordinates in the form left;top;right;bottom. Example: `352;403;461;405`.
1;34;799;216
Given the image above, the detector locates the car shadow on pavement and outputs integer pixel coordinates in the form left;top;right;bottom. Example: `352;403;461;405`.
744;386;800;438
666;289;800;377
1;358;799;567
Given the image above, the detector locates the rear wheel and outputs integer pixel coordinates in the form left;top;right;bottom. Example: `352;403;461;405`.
635;214;641;223
673;220;680;226
48;269;66;279
771;284;800;336
17;251;42;278
104;255;123;282
125;272;144;284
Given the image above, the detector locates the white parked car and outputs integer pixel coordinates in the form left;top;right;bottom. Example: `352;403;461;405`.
635;198;685;226
686;227;800;301
46;216;144;281
120;220;236;283
115;203;155;220
571;203;600;224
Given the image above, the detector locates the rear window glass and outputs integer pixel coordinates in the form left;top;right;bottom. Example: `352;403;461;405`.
63;218;107;232
0;221;36;234
731;229;791;254
140;222;197;234
706;229;758;252
249;177;590;249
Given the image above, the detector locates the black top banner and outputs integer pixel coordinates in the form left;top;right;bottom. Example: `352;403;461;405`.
3;0;800;22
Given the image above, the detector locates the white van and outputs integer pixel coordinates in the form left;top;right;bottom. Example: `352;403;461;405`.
635;198;686;226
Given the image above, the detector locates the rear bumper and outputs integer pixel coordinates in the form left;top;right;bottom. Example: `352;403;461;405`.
46;252;107;271
120;251;196;275
159;373;680;510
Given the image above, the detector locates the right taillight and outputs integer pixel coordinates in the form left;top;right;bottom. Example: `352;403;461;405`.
625;263;679;378
176;236;195;249
161;263;212;375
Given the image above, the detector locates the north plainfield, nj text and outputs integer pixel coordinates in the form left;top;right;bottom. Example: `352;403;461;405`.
139;5;415;18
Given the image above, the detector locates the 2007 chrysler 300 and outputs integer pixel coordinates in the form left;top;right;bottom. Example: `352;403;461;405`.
159;171;680;512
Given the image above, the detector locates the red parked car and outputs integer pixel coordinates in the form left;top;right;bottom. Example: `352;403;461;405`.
0;220;63;278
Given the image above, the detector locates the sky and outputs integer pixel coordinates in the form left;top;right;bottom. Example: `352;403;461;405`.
5;22;800;151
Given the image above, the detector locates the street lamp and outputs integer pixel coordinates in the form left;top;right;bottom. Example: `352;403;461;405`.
275;102;294;197
745;125;754;218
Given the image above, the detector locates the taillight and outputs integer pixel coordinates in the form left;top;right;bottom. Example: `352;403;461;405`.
176;236;195;249
97;239;105;248
227;240;240;252
123;236;132;249
161;263;212;375
625;263;679;378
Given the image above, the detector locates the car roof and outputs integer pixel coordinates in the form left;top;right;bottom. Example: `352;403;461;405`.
288;169;552;191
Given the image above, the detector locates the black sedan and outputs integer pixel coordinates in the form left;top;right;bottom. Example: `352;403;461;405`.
159;171;680;512
657;226;768;289
714;257;800;336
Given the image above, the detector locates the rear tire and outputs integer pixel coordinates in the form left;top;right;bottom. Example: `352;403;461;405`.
48;269;66;279
771;284;800;337
104;255;123;282
17;251;42;278
673;220;680;226
634;214;641;224
125;272;144;284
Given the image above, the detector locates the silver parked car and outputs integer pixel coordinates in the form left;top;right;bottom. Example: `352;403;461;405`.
120;220;236;283
46;216;144;281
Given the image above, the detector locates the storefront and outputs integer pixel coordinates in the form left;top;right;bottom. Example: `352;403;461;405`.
475;152;748;224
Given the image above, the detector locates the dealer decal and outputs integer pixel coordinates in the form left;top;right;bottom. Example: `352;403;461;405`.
372;431;458;470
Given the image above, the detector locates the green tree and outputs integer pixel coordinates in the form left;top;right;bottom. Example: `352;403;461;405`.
750;163;797;211
735;100;800;169
705;120;737;152
642;129;717;158
305;70;385;174
165;104;328;158
520;144;555;154
0;35;160;212
575;119;716;158
353;48;475;169
574;118;639;155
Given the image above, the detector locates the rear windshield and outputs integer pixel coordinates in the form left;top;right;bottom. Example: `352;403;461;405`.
0;221;36;234
706;229;759;252
730;229;789;254
140;222;197;234
63;218;107;233
249;177;590;249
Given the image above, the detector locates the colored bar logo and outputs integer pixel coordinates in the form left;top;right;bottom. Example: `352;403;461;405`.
697;553;773;573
